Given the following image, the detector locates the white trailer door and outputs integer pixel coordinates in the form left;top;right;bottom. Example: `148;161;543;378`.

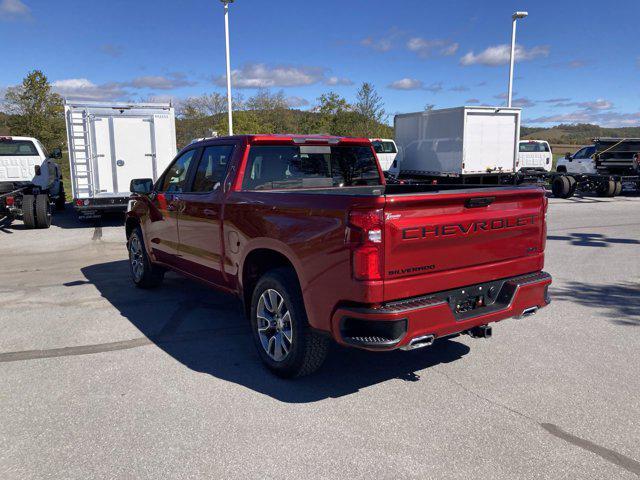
464;112;518;174
92;117;115;195
111;117;155;194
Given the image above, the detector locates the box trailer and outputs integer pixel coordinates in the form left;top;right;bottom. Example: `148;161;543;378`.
392;106;521;181
64;101;176;218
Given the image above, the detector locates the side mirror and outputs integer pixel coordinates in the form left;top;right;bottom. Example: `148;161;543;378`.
51;148;62;159
130;178;153;195
565;152;572;161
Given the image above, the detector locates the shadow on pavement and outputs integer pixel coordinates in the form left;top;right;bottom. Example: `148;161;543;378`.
71;260;471;402
547;232;640;248
552;281;640;326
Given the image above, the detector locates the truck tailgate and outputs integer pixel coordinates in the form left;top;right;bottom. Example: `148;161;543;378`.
383;187;546;300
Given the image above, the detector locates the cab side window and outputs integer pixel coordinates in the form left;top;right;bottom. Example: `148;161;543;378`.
191;145;234;192
573;148;586;159
160;149;198;193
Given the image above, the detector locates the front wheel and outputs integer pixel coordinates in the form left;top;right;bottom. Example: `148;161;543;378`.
250;268;329;378
128;227;164;288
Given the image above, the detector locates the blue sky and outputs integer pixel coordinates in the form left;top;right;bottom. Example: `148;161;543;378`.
1;0;639;127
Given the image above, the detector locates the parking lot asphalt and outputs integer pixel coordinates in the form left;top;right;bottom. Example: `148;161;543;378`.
1;195;639;480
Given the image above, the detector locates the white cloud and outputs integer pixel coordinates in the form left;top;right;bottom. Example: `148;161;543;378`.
285;96;310;108
512;97;536;108
465;98;481;104
324;76;354;86
388;78;423;90
52;78;129;101
407;37;458;58
424;82;443;93
127;73;195;90
526;98;633;127
460;44;550;66
0;0;30;20
574;99;613;111
450;85;469;92
100;44;124;58
215;63;326;88
361;36;393;52
528;110;640;127
387;78;442;93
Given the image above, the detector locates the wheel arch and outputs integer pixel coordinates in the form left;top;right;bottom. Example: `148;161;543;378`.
241;248;302;318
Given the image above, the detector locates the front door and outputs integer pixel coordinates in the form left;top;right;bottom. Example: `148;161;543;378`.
145;148;199;266
177;144;235;287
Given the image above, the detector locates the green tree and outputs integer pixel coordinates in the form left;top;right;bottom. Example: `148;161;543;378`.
354;82;387;137
4;70;65;151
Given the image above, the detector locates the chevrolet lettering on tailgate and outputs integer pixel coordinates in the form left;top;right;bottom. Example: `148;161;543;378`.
402;214;538;240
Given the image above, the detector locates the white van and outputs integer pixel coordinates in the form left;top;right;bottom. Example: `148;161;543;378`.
517;140;552;172
370;138;398;172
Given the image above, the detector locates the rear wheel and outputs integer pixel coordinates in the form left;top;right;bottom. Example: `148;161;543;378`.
35;194;51;229
613;181;622;197
250;268;329;378
552;176;572;198
596;179;616;197
128;227;164;288
22;195;36;228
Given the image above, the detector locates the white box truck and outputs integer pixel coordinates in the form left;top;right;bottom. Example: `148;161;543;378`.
64;101;176;218
392;106;521;182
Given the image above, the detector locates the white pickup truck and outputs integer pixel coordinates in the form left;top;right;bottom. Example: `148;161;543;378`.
0;136;65;228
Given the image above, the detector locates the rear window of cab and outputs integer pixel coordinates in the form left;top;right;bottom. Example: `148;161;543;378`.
519;142;550;153
242;145;381;191
0;139;38;156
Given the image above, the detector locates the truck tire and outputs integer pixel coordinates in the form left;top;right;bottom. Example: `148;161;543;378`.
22;195;36;228
250;267;329;378
127;227;165;288
35;194;52;229
596;180;616;197
614;181;622;196
552;176;572;198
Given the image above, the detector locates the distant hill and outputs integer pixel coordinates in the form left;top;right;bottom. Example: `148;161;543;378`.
521;123;640;145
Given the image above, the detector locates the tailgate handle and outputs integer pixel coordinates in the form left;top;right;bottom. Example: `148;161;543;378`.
465;197;495;208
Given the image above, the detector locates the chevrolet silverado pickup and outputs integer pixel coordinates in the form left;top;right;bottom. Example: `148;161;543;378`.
126;135;551;377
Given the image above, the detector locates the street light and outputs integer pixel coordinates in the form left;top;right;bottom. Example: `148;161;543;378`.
507;11;528;108
221;0;235;135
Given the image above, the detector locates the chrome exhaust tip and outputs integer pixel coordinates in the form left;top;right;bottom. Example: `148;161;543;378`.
517;306;539;318
400;334;435;351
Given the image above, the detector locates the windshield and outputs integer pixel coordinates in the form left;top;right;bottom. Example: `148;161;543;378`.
372;141;397;154
519;142;549;153
0;139;39;156
242;145;381;190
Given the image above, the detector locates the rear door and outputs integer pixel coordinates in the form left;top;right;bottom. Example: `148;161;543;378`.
111;117;155;194
464;111;518;173
382;188;546;299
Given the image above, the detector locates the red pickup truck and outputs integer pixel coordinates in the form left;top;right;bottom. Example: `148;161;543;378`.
126;135;551;377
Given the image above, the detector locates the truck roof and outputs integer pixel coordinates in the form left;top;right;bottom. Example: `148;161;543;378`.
190;134;372;147
0;135;39;142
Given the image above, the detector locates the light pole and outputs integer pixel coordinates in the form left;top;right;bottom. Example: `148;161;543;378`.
221;0;234;135
507;11;528;108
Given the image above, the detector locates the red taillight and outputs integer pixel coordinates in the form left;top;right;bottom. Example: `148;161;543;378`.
5;196;14;206
346;208;383;281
